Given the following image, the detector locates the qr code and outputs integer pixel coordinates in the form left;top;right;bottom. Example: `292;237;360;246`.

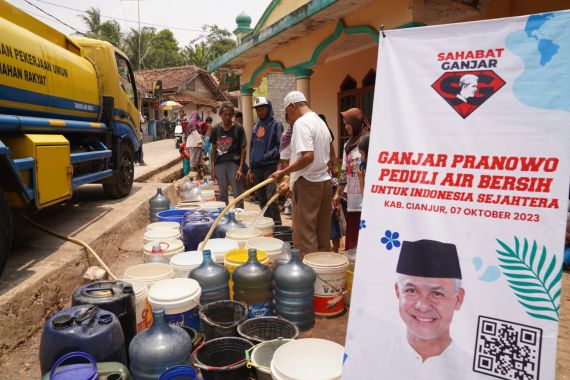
474;316;542;380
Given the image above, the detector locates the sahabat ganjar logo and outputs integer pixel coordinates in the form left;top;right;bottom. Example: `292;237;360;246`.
432;49;506;118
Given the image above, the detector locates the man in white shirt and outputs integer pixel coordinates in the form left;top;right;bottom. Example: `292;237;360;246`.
271;91;332;255
371;239;473;379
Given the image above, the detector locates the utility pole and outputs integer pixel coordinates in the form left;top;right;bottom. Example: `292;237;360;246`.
121;0;142;70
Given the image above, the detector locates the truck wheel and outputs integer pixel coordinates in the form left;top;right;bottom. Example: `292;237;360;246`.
103;142;134;199
0;189;12;276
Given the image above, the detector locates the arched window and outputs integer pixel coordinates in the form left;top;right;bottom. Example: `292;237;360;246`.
337;70;375;153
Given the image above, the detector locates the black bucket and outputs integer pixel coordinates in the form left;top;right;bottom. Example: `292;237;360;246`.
199;300;248;341
237;316;299;343
273;225;292;243
193;337;253;380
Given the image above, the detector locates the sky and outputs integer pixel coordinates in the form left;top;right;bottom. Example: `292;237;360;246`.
7;0;272;47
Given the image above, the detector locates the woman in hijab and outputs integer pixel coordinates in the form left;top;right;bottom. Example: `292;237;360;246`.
333;108;370;250
186;111;204;177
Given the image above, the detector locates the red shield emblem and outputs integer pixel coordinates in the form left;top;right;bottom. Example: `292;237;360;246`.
431;70;505;118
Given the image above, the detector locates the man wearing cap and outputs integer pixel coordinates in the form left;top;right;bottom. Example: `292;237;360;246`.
247;97;283;224
373;239;471;379
271;91;332;255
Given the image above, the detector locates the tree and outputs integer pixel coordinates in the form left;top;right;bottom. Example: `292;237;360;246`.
144;29;184;69
81;7;122;47
123;27;157;70
181;41;210;69
205;25;236;60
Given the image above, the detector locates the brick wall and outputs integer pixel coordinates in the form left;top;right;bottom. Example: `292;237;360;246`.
266;72;296;125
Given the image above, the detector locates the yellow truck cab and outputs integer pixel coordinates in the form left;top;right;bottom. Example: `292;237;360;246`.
0;0;141;274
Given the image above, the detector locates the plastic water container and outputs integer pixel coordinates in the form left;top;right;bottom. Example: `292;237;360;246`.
159;365;198;380
246;237;284;265
71;281;137;358
303;253;349;317
213;210;245;239
170;251;203;278
129;308;193;380
270;338;344;380
193;337;253;380
226;228;262;248
189;250;230;305
200;190;215;202
182;216;214;251
233;248;273;318
146;221;180;232
199;201;226;210
124;263;175;289
144;229;181;244
40;352;132;380
344;248;356;307
39;305;126;373
248;339;292;380
245;217;275;237
235;210;260;224
122;279;153;333
275;249;316;331
224;248;268;299
198;238;240;264
143;239;185;263
148;278;202;331
149;188;170;223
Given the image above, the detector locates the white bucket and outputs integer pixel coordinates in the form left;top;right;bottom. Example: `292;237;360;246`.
243;217;275;237
145;221;180;232
235;210;260;223
143;229;181;244
122;279;153;332
176;201;201;210
225;228;262;249
143;239;185;263
249;339;292;380
199;201;226;210
303;253;349;317
124;263;176;289
198;238;240;264
200;190;215;202
246;237;284;264
148;278;202;331
270;338;344;380
170;251;203;278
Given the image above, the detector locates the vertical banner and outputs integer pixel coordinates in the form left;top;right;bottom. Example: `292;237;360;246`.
344;11;569;380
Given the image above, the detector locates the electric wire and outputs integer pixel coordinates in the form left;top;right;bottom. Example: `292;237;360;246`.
21;0;87;36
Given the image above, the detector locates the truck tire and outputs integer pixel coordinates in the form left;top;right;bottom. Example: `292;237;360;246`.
103;142;134;199
0;189;12;276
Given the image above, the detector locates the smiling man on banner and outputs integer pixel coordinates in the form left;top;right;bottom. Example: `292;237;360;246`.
376;239;471;379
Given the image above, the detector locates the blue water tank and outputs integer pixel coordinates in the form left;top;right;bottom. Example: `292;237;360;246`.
39;305;126;373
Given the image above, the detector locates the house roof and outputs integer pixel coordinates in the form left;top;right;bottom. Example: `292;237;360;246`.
167;94;223;108
134;65;227;101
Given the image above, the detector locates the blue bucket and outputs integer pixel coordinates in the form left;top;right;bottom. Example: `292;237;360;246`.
157;209;193;225
159;365;198;380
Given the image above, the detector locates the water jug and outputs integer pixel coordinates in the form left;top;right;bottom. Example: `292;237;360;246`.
159;365;198;380
272;242;292;271
274;248;316;330
129;308;193;380
182;216;213;251
41;351;132;380
189;249;230;304
71;280;137;355
233;248;273;318
39;305;126;373
149;188;170;223
213;211;244;238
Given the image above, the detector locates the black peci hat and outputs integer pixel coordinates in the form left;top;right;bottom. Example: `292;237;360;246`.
396;239;462;279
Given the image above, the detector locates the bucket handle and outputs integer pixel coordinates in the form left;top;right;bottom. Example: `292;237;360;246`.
152;241;170;253
315;273;348;310
50;351;97;380
245;342;272;372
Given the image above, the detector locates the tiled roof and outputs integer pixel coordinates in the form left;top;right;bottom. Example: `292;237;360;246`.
167;94;223;108
134;65;200;92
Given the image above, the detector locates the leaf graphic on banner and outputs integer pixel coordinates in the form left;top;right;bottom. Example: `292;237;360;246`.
496;237;561;322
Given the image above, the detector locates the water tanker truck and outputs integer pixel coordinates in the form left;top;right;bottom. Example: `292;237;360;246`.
0;1;142;274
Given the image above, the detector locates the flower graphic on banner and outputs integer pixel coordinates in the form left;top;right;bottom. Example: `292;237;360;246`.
359;220;367;230
380;230;401;251
496;237;562;322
